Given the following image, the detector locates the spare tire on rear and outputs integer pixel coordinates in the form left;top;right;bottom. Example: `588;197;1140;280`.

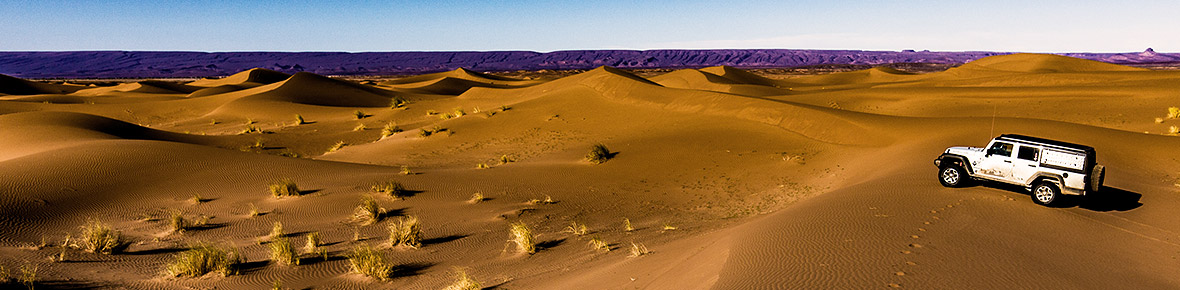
1088;164;1105;192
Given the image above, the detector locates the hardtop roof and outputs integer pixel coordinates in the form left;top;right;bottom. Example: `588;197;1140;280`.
996;134;1095;153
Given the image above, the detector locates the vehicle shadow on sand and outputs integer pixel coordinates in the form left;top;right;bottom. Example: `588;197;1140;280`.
983;183;1142;211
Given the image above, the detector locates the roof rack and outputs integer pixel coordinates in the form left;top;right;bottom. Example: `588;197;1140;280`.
996;134;1094;153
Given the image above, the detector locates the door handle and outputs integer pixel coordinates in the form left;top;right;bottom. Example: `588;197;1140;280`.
1003;160;1012;163
1027;165;1035;167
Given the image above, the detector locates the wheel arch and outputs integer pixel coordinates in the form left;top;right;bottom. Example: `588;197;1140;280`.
937;154;973;174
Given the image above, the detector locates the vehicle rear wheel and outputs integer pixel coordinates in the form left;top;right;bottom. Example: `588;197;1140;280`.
938;166;968;187
1031;182;1061;206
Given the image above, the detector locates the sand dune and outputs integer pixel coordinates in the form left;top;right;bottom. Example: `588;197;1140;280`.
1;55;1179;289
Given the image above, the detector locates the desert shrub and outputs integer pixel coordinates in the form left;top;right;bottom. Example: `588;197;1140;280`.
167;243;242;277
508;221;535;255
564;221;588;236
388;216;422;248
585;143;612;164
79;220;122;254
269;179;300;197
426;110;438;116
18;264;36;289
1168;107;1180;119
452;108;466;117
418;129;433;138
269;236;299;266
499;155;514;164
354;123;367;131
390;97;407;108
1169;126;1179;136
623;218;634;232
294;114;307;125
303;232;327;260
662;223;678;231
500;105;511;111
347;245;393;281
353;195;384;225
371;181;409;199
476;163;489;169
628;242;650;258
191;193;205;204
269;221;285;240
354;110;367;119
327;141;346;153
381;122;401;138
240;125;263;134
439;113;455;120
527;195;555;205
400;166;413;175
169;211;189;234
588;236;610;252
443;268;481;290
248;203;260;217
468;192;485;203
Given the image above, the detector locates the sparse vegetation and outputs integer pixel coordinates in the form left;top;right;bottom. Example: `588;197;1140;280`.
585;143;612;164
426;110;439;116
388;216;422;248
588;236;610;252
371;181;409;199
500;105;511;111
347;245;393;281
468;192;485;203
327;141;346;152
508;221;536;255
169;211;189;234
499;155;514;164
304;232;321;254
1168;125;1179;136
167;243;242;277
662;223;678;231
381;122;401;138
476;163;489;169
293;114;307;125
623;218;634;232
628;242;651;258
18;263;36;289
269;236;300;266
1168;107;1180;119
79;220;122;254
452;107;466;117
353;195;385;225
246;118;256;125
248;203;260;217
191;193;204;204
269;179;300;197
443;268;481;290
527;195;555;205
400;166;413;175
564;221;588;236
354;110;368;119
390;97;407;108
241;125;263;134
269;221;285;240
353;123;366;131
418;128;433;138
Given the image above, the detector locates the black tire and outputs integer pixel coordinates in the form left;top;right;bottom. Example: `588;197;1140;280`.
938;166;968;188
1088;164;1105;192
1031;182;1062;206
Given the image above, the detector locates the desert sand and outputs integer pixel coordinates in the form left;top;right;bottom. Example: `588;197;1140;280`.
0;53;1178;289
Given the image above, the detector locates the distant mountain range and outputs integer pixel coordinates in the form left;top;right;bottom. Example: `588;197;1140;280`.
1;48;1176;79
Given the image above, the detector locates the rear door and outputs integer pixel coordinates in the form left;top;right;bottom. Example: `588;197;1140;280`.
1012;145;1041;185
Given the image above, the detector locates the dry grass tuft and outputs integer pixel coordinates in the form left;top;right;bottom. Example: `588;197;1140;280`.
468;192;485;204
347;245;393;281
269;236;300;266
628;242;651;258
507;221;536;255
390;97;407;109
452;107;466;117
443;267;481;290
354;110;368;119
585;143;612;164
388;216;422;248
240;125;263;134
588;236;610;252
353;123;367;131
79;220;122;254
293;114;307;125
167;243;242;277
353;195;385;225
1168;107;1180;119
1169;125;1179;136
371;181;409;199
269;179;300;197
476;163;490;169
400;166;413;175
662;223;678;231
418;128;433;138
381;122;402;138
527;195;556;205
169;211;189;234
499;155;515;164
269;221;285;240
18;263;36;289
327;141;346;153
248;203;260;218
564;221;588;236
623;218;634;232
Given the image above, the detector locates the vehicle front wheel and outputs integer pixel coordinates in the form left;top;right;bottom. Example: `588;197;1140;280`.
1031;182;1062;206
938;166;968;187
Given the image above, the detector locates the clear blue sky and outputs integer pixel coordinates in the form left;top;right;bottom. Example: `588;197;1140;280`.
1;0;1176;52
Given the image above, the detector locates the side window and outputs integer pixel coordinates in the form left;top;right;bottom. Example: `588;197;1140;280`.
988;142;1013;157
1017;146;1039;161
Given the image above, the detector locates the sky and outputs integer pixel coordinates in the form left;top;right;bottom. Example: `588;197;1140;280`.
1;0;1176;53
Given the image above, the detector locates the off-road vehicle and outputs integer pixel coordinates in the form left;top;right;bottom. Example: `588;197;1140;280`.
934;134;1104;206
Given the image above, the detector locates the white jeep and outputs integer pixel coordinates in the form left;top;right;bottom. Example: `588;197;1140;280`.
934;134;1105;206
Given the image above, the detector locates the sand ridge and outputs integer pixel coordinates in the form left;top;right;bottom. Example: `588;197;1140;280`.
0;53;1178;289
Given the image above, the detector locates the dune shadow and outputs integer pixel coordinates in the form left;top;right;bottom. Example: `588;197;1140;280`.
124;246;188;256
33;279;107;290
299;252;347;265
237;260;271;275
1077;186;1143;211
298;189;322;196
392;262;434;278
481;280;511;290
422;234;467;246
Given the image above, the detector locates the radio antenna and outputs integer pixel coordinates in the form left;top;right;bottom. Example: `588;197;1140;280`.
989;102;997;138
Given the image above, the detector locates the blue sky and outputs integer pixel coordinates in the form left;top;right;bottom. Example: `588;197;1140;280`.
1;0;1176;52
